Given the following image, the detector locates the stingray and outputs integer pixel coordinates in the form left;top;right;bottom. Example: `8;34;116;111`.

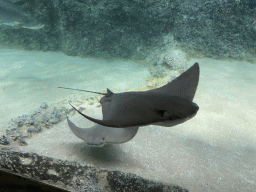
59;62;200;146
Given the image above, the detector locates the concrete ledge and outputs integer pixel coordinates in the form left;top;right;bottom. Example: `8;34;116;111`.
0;147;188;192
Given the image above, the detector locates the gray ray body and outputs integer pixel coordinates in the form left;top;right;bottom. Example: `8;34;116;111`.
63;63;200;146
0;0;44;29
67;118;139;147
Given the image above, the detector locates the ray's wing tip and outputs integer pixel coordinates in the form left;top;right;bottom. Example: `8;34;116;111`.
191;62;199;70
85;142;106;147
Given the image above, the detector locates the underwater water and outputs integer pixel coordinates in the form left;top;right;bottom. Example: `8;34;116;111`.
0;48;148;128
0;47;255;191
0;1;256;191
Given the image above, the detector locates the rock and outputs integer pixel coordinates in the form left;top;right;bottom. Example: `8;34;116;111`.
6;128;19;136
148;64;167;78
0;150;188;192
78;106;86;111
11;114;35;127
163;50;187;72
41;106;66;125
10;135;18;141
27;126;41;134
5;103;70;146
0;135;9;145
40;102;48;109
6;128;20;143
17;138;28;146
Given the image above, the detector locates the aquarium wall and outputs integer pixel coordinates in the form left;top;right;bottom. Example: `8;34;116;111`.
0;0;255;62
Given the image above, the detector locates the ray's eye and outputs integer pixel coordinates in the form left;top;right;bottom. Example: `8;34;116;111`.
158;110;182;120
158;110;166;119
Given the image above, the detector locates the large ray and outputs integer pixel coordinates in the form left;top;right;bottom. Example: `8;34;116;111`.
60;63;200;146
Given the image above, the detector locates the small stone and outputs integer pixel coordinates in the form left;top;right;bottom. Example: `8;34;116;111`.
49;118;59;124
6;128;19;137
24;116;34;125
11;135;18;141
27;126;41;133
18;138;28;146
89;102;94;105
78;106;86;111
40;102;48;109
147;83;154;88
11;117;24;127
6;129;11;135
43;106;65;125
0;135;9;145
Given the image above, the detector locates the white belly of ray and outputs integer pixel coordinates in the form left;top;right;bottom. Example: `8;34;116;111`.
67;117;139;147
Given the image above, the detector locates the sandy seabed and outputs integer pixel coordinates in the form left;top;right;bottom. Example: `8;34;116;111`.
1;48;256;192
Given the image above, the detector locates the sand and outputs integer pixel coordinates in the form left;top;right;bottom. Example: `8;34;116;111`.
0;48;149;129
1;48;256;191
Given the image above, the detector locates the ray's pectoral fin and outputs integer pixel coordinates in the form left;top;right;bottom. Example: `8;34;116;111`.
69;103;126;128
67;117;139;146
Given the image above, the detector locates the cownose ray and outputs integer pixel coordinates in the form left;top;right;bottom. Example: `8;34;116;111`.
59;62;200;146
